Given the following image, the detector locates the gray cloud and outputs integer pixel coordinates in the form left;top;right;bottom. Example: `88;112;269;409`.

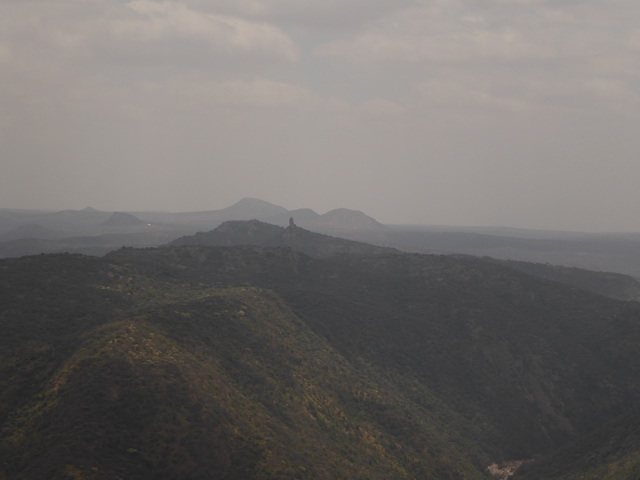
1;0;639;231
185;0;419;30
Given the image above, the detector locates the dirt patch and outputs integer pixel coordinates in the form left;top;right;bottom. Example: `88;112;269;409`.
487;460;529;480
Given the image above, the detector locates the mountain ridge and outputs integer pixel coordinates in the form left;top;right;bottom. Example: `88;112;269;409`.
1;241;640;478
5;199;640;279
101;212;147;228
170;219;397;258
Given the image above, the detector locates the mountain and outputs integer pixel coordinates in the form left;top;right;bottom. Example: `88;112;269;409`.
101;212;147;228
347;227;640;278
221;197;290;219
170;219;397;257
0;231;191;258
263;207;387;232
172;221;640;301
29;208;113;233
516;406;640;480
171;219;285;247
0;213;21;236
131;198;388;235
305;207;387;231
6;200;640;279
0;250;489;479
133;198;290;230
1;243;640;478
0;223;64;242
493;259;640;302
0;210;190;259
284;208;321;224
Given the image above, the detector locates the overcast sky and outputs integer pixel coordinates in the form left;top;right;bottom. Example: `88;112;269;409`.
2;0;639;231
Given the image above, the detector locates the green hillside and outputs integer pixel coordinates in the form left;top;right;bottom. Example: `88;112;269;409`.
1;245;640;478
517;406;640;480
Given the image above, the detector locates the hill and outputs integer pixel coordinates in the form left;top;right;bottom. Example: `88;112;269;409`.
131;198;290;229
172;221;640;301
351;227;640;278
0;223;63;242
517;405;640;479
6;200;640;281
264;207;387;232
308;207;386;231
1;245;640;478
132;198;389;235
101;212;147;228
0;231;190;258
170;219;397;258
493;258;640;302
0;250;488;479
0;201;390;260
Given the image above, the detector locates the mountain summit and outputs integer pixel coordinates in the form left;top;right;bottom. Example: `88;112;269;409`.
102;212;146;227
170;219;396;258
307;207;386;231
216;197;289;220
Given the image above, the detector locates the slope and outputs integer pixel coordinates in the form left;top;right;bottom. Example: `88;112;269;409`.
108;246;640;459
170;219;397;258
2;245;640;478
494;258;640;301
516;406;640;480
0;252;487;479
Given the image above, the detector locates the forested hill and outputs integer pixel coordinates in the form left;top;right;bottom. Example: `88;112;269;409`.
170;219;397;257
1;245;639;479
492;258;640;301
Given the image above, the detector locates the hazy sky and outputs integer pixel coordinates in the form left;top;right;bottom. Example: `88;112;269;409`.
2;0;640;231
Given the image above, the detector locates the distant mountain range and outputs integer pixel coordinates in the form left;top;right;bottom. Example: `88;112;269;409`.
0;198;387;258
132;197;387;232
3;197;640;278
0;223;65;242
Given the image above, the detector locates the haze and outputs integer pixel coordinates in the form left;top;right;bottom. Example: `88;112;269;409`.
2;0;639;232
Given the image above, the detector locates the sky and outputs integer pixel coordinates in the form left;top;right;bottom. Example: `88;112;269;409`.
1;0;640;231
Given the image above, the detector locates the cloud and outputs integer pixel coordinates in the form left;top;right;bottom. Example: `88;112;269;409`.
140;76;350;113
0;0;303;126
414;79;530;113
318;1;614;63
0;0;297;70
359;98;406;116
315;0;638;68
626;29;640;51
2;0;640;231
315;0;640;119
110;0;298;63
185;0;417;30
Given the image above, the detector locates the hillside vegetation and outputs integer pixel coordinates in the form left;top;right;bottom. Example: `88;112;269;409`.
494;258;640;302
1;238;640;478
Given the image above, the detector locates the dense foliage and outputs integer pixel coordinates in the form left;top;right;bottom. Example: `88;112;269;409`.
1;240;640;478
